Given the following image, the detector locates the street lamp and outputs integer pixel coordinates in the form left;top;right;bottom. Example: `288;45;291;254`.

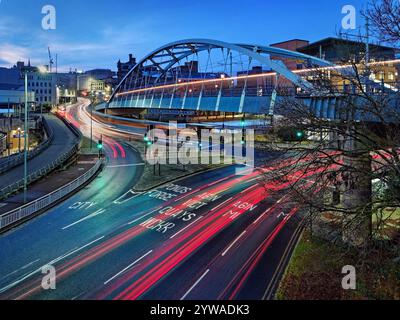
37;67;47;117
17;127;22;152
23;71;28;203
90;91;94;150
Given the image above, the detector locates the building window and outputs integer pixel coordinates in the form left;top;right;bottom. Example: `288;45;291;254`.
388;72;394;81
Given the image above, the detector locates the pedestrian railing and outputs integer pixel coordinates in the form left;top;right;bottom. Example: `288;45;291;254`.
0;118;55;174
0;158;103;230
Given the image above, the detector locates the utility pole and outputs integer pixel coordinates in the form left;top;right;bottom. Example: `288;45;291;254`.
90;95;93;150
365;17;370;65
23;71;28;204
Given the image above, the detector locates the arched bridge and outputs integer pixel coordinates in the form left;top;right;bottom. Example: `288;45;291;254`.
105;39;345;117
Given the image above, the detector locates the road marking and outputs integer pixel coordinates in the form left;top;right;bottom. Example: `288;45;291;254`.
1;259;41;281
107;163;145;168
180;269;210;300
253;195;289;225
113;190;143;204
62;208;106;230
127;208;161;225
240;185;257;194
21;259;40;270
0;236;104;294
170;216;203;239
221;231;247;257
104;250;153;285
262;220;305;300
211;197;233;212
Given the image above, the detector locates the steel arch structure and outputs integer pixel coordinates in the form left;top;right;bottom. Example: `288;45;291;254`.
107;39;333;114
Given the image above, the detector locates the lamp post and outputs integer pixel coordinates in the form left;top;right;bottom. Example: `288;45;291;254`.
90;91;94;150
17;127;21;152
23;71;28;203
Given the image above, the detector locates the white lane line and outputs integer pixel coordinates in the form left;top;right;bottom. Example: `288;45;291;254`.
107;163;145;168
62;209;106;230
240;185;257;194
253;211;267;225
221;231;247;257
49;236;105;265
21;259;40;270
211;197;233;212
0;236;104;294
127;208;161;225
1;259;41;281
180;269;210;301
170;216;203;239
104;250;153;285
253;195;289;225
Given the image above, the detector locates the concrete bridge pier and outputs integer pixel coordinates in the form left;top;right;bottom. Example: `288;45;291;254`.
341;131;373;247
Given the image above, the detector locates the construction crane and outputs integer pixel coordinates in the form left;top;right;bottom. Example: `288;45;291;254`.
48;47;54;73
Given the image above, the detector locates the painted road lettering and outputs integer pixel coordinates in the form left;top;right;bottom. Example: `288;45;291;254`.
140;218;175;234
68;202;97;210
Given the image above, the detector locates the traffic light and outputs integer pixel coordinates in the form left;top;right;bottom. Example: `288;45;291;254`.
295;130;305;140
241;118;245;127
97;139;103;150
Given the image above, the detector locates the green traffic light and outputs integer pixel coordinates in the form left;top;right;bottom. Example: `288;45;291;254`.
97;143;103;150
296;131;304;139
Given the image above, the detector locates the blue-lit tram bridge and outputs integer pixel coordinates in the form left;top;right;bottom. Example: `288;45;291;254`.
104;39;396;121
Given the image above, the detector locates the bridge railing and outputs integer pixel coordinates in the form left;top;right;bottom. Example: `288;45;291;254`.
0;158;103;231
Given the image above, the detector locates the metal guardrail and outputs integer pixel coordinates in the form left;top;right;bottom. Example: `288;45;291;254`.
0;158;103;230
0;118;54;175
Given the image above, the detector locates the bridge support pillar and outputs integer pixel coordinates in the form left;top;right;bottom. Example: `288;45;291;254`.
341;131;372;247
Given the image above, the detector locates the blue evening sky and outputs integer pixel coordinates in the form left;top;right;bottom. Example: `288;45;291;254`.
0;0;369;72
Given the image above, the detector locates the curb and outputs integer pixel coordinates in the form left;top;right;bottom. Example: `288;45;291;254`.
0;159;104;234
263;218;306;300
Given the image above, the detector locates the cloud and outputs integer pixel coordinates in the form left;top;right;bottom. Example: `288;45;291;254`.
0;43;30;65
0;11;168;71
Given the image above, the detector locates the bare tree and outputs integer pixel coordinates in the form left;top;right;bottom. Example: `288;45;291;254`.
366;0;400;43
262;1;400;252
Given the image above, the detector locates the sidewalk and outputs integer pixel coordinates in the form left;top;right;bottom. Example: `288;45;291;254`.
0;113;78;192
0;154;99;215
